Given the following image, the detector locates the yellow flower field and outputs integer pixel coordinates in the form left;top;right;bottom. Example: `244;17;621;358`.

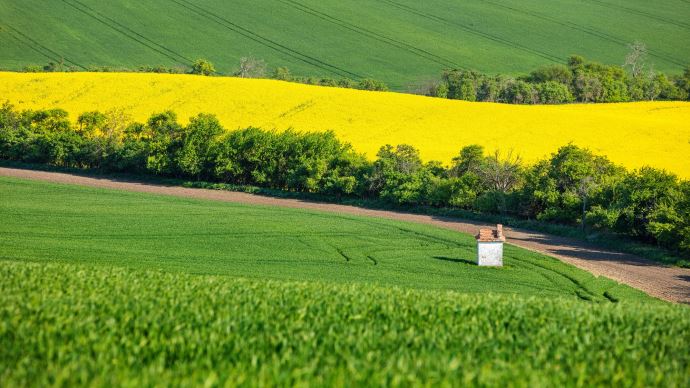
1;72;689;177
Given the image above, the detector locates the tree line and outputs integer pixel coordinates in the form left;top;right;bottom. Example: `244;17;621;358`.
0;103;688;260
428;58;690;104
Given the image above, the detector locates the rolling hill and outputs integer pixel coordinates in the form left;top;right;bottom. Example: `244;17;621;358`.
1;72;689;177
1;0;689;89
0;176;649;301
2;176;689;385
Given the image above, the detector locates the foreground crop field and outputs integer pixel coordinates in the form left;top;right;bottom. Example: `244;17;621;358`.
1;261;689;386
0;176;654;302
2;177;689;385
2;72;690;177
1;0;689;88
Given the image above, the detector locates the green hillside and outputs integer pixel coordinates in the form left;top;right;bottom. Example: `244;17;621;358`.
0;176;653;303
1;0;689;89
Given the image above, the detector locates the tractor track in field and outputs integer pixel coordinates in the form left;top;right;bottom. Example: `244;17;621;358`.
61;0;192;65
0;23;86;70
277;0;461;69
169;0;362;79
1;166;689;304
582;0;690;32
482;0;687;67
377;0;562;64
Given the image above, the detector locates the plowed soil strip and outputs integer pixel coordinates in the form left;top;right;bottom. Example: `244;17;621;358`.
2;167;688;304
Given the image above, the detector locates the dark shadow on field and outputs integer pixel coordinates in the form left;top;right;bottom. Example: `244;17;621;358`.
432;256;476;266
505;232;663;267
676;275;690;284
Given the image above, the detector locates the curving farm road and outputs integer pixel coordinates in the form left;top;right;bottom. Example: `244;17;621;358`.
1;166;688;304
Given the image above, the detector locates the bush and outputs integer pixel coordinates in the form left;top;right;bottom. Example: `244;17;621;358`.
536;81;574;104
358;78;388;91
190;59;216;76
272;66;292;81
502;80;537;104
21;65;42;73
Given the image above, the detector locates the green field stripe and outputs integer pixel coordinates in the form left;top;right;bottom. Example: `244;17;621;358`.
377;0;562;64
65;0;193;64
0;23;86;69
170;0;364;79
278;0;462;69
584;0;690;31
0;25;55;63
61;0;190;65
483;0;688;68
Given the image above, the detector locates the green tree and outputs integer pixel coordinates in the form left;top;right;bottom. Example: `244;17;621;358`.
501;80;537;104
369;144;426;204
520;144;622;228
675;67;690;100
358;79;388;91
177;114;224;179
449;145;485;177
613;167;681;242
443;70;481;101
337;79;357;89
77;111;107;137
143;111;183;175
476;150;523;214
536;81;574;104
272;67;292;81
527;64;573;85
190;59;216;76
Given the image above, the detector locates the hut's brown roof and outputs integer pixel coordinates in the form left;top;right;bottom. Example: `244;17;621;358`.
476;224;506;242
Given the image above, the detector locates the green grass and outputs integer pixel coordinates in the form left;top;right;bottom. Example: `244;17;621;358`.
1;260;689;386
0;176;655;303
1;0;689;89
2;177;688;385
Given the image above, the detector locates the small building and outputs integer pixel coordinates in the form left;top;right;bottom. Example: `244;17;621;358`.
476;224;505;267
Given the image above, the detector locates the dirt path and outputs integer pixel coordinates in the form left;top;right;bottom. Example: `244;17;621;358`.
2;167;689;304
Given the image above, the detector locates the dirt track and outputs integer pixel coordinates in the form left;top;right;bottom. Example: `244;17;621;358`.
2;166;689;304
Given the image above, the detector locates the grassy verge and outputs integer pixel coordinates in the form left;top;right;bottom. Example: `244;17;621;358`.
1;260;688;386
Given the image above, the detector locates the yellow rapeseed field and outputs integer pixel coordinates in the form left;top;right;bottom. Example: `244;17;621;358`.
1;72;689;177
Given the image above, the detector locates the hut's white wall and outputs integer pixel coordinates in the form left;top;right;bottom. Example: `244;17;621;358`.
477;242;503;266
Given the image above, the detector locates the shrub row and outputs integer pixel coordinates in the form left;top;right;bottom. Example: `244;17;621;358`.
0;103;688;259
20;57;391;92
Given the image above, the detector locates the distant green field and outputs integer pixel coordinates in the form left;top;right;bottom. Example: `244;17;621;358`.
0;176;653;302
1;0;689;89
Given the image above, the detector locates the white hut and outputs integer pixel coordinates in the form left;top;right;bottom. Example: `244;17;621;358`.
476;224;505;267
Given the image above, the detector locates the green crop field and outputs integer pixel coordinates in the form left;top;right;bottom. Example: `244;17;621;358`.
0;176;653;302
1;0;689;89
2;260;689;386
1;177;689;385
